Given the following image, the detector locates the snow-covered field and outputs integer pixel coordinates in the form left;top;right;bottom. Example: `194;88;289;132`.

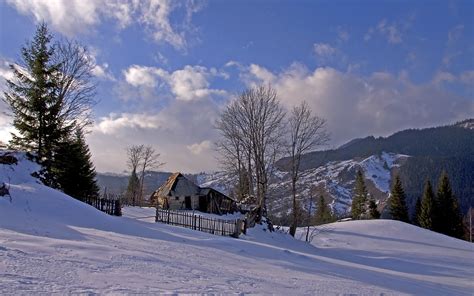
1;152;473;294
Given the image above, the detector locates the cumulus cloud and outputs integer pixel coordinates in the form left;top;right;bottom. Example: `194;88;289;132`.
122;64;228;101
91;63;115;81
6;0;203;50
88;98;220;173
187;140;212;155
123;65;166;88
242;63;473;146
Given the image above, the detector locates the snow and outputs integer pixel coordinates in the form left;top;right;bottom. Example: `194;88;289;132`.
122;207;244;222
1;151;473;294
360;152;408;193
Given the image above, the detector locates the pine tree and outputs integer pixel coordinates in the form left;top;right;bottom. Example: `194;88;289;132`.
125;170;140;205
434;171;464;238
3;23;63;163
351;169;368;219
389;175;409;222
418;179;435;230
314;195;333;225
52;129;99;201
3;23;74;186
368;197;380;219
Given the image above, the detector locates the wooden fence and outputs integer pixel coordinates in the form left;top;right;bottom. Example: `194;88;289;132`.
83;196;122;216
155;209;245;238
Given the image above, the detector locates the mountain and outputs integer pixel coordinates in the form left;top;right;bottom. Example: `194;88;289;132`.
198;119;474;224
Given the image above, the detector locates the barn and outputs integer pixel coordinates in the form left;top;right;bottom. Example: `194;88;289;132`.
150;173;237;215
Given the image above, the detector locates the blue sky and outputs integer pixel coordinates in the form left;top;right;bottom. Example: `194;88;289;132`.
0;0;473;173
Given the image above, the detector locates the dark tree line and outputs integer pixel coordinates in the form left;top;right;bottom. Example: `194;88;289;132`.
387;171;465;239
3;23;99;201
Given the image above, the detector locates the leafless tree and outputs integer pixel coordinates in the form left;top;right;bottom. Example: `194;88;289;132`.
53;39;97;131
138;146;165;203
216;85;285;220
126;145;144;205
215;105;251;201
288;101;329;236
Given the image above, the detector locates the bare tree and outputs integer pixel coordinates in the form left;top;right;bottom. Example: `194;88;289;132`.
53;39;97;131
288;101;329;236
216;85;285;221
215;105;251;201
126;145;144;205
138;146;165;203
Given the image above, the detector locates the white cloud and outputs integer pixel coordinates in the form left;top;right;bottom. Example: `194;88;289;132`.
242;63;473;146
187;140;212;155
123;65;166;88
6;0;203;50
0;59;14;143
313;43;336;58
91;63;115;81
122;64;227;101
88;98;220;173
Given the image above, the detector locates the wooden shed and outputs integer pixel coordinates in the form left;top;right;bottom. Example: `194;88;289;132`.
150;173;237;215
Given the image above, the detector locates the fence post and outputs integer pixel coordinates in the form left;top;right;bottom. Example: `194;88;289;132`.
193;215;197;230
167;210;170;224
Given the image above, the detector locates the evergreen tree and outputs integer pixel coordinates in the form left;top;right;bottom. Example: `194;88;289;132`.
418;179;435;230
368;197;380;219
125;170;140;205
314;195;333;225
53;129;99;201
3;23;63;166
389;175;409;222
434;171;464;238
351;169;368;219
413;197;422;225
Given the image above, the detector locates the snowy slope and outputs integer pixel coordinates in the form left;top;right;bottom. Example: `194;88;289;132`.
198;152;408;217
1;152;473;294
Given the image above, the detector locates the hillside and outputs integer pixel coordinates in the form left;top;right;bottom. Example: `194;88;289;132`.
200;120;474;223
1;153;473;294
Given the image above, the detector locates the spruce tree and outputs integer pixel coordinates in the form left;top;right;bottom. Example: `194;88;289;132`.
389;175;409;222
368;197;380;219
418;179;435;230
351;169;368;219
3;23;62;162
125;170;140;205
53;129;99;201
314;195;333;225
435;171;464;238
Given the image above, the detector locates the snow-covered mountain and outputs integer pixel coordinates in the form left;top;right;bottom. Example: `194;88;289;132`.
197;152;409;220
1;150;473;294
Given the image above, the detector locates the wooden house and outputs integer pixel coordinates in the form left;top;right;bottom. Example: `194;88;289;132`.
150;173;237;215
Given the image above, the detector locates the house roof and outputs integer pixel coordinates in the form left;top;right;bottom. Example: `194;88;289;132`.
151;172;201;198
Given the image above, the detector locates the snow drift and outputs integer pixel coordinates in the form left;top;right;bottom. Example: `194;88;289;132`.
1;151;473;294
